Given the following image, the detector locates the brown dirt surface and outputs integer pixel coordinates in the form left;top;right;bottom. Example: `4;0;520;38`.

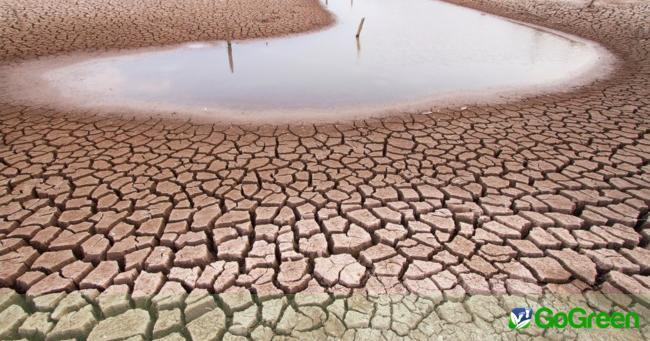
0;0;650;339
0;0;333;61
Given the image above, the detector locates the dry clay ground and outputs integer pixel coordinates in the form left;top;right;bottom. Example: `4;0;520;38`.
1;0;650;340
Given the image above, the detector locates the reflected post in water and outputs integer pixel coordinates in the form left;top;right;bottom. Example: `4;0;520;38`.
356;36;361;59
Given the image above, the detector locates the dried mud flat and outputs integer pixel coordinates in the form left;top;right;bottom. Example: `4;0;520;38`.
0;0;333;61
1;0;650;340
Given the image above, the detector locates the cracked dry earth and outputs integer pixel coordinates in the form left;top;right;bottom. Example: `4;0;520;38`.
0;0;332;61
1;0;650;340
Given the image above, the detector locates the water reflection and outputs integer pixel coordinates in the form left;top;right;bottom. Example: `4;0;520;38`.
356;36;361;59
11;0;608;120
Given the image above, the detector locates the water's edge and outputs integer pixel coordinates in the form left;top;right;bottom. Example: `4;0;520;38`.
0;0;619;124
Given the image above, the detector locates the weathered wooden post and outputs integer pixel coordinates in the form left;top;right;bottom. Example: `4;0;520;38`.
227;40;234;73
356;17;366;38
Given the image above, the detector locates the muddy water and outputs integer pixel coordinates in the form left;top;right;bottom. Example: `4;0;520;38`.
3;0;612;122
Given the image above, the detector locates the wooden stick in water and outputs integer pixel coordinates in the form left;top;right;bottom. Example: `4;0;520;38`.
227;40;234;73
356;18;365;38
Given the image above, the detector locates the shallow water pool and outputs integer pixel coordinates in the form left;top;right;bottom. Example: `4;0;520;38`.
2;0;612;122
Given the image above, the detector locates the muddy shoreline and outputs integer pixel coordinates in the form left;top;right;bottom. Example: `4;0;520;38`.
0;0;334;63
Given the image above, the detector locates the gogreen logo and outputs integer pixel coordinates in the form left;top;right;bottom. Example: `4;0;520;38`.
509;307;534;329
509;307;640;330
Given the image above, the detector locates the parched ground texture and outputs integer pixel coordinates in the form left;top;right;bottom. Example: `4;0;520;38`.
0;0;333;61
1;0;650;340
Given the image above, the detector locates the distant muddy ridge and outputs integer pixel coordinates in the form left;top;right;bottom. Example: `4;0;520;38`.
0;0;334;61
